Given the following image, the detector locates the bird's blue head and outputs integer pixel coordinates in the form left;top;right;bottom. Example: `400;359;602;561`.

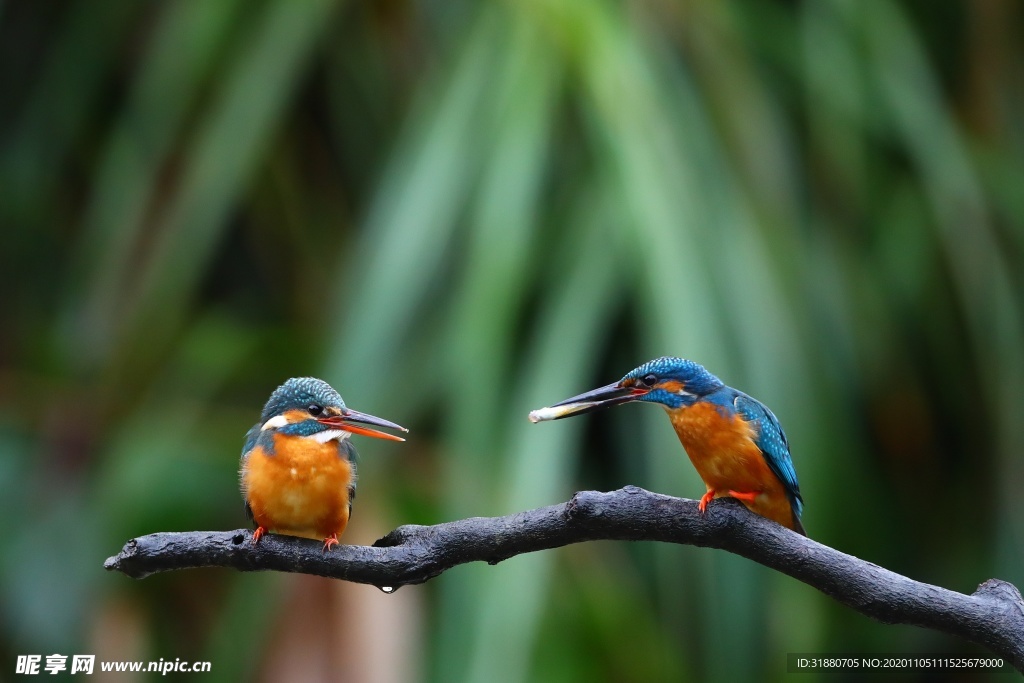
258;377;407;442
622;357;724;409
528;356;723;422
261;377;345;423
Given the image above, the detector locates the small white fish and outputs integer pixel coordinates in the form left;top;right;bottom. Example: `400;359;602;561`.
528;402;600;423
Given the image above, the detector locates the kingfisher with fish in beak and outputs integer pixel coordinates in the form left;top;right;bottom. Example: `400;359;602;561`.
530;357;805;534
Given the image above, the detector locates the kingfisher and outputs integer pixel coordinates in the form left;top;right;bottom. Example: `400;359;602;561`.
240;377;408;551
529;357;805;534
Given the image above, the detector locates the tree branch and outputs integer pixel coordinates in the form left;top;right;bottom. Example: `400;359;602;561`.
105;486;1024;670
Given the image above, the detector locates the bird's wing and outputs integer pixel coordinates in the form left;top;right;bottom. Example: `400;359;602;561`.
339;439;358;503
240;424;261;460
244;501;255;525
733;393;803;517
240;423;261;524
338;438;359;464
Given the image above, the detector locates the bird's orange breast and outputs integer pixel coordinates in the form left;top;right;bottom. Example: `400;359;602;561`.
242;434;354;540
667;402;797;529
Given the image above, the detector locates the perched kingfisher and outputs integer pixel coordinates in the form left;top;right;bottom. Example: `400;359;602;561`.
240;377;408;551
529;357;805;534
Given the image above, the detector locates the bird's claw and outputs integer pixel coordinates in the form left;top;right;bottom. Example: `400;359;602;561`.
727;490;759;503
252;527;266;545
698;490;716;513
322;534;339;553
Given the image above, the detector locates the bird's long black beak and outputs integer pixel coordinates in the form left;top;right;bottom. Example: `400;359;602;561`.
318;409;409;441
528;382;649;423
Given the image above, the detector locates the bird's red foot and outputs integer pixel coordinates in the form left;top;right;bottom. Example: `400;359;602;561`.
252;526;266;545
322;534;339;553
698;490;716;513
727;490;759;503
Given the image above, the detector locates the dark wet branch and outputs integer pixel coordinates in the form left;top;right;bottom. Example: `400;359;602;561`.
105;486;1024;671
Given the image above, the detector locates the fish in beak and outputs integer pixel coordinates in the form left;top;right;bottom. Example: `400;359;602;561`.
528;382;650;423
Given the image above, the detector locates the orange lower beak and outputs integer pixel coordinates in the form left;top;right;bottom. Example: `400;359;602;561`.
317;409;408;442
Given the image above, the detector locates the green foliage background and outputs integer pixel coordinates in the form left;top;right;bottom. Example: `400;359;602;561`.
1;1;1022;681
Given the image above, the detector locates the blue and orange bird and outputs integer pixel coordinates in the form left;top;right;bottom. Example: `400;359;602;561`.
240;377;408;551
529;357;805;534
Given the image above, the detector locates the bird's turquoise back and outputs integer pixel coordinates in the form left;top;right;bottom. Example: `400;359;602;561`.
729;391;803;521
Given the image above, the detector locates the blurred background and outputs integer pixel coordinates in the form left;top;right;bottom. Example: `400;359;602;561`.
1;0;1022;681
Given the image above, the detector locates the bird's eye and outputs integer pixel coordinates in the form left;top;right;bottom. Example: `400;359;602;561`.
641;374;658;387
308;404;323;416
